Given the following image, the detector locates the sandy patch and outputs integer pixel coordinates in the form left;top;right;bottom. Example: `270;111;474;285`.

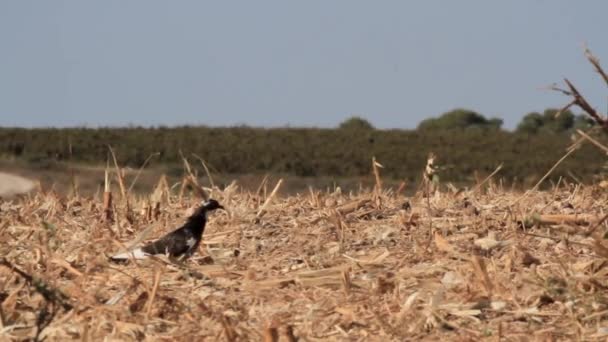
0;172;36;197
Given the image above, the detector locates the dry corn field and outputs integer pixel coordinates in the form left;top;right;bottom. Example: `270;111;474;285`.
3;177;608;341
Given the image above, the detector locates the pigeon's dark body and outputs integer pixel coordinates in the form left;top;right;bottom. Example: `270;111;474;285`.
140;211;206;258
110;199;223;261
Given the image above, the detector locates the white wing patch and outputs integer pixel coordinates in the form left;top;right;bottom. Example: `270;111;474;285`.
186;237;197;248
110;248;150;260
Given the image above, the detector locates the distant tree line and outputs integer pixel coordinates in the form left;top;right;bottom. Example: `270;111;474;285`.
418;109;503;131
416;108;593;134
0;108;605;187
516;109;594;134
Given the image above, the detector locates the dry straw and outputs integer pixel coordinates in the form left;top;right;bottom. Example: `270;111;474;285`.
3;155;608;340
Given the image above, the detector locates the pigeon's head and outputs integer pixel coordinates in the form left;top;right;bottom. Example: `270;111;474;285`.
203;199;224;212
189;199;224;220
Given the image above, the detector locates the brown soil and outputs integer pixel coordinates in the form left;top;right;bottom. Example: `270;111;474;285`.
0;172;35;198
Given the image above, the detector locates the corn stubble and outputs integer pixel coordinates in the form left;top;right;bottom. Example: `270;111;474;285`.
3;171;608;341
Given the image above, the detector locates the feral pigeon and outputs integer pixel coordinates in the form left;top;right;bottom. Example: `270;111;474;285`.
110;199;224;261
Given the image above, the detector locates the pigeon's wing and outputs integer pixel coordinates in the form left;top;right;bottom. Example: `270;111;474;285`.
141;229;192;257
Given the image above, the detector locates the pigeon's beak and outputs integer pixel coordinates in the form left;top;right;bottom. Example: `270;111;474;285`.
218;205;225;211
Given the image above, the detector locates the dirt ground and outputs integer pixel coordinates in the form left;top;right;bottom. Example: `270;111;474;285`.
0;159;409;197
0;171;35;198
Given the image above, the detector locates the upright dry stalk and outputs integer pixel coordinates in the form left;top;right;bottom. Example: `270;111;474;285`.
470;164;503;195
187;174;208;200
372;156;383;193
67;137;78;197
330;210;346;252
396;181;407;196
341;268;351;295
107;146;128;200
308;186;319;207
128;152;160;193
423;153;437;242
255;179;283;220
103;166;113;222
263;325;279;342
584;45;608;87
108;145;133;223
221;315;238;342
284;326;297;342
153;201;161;221
178;176;189;204
140;200;151;221
192;153;216;188
0;302;5;330
423;153;437;191
145;269;162;320
255;174;270;205
180;152;209;201
471;256;493;296
151;174;168;219
157;174;170;199
511;144;580;205
510;127;598;206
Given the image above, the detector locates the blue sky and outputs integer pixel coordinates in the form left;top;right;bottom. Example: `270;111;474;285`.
0;1;607;129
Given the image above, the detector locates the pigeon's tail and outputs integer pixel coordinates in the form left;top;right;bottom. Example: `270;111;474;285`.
109;248;149;261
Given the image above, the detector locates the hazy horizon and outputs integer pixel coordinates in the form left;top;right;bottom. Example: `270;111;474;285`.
1;1;607;130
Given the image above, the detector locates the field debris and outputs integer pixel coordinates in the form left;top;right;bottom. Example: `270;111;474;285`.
2;179;608;340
